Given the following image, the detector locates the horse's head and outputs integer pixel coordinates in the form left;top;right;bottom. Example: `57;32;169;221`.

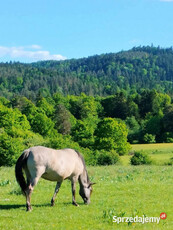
79;182;96;204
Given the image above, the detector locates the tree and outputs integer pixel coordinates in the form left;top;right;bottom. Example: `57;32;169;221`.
143;133;156;144
138;90;157;118
79;94;100;120
69;94;102;120
152;93;171;114
101;93;139;120
163;105;173;134
101;93;128;119
0;103;31;138
31;113;55;137
125;116;141;143
71;120;95;148
36;97;55;117
143;112;163;142
94;118;131;155
54;104;72;135
0;131;24;166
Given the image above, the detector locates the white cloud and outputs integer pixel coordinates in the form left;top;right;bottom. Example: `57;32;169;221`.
29;44;42;50
0;45;66;62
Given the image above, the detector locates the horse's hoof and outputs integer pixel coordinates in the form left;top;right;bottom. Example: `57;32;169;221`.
51;199;55;206
26;203;32;211
26;207;32;212
72;202;79;207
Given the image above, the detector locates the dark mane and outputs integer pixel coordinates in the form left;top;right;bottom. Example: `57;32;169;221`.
75;150;90;183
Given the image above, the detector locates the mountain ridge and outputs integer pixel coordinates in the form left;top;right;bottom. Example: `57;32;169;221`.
1;46;173;99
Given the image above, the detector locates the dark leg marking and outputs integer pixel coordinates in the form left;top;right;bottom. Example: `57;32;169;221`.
51;181;62;206
71;179;79;206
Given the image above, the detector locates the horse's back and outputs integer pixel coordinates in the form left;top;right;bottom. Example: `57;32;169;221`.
26;146;84;181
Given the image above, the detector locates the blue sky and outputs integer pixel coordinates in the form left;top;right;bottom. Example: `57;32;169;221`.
0;0;173;62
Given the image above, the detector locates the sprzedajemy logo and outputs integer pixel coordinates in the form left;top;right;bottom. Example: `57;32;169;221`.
113;213;167;224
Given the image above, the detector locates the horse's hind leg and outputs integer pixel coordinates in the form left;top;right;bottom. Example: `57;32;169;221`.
25;164;45;211
26;184;33;211
25;177;40;211
51;181;62;206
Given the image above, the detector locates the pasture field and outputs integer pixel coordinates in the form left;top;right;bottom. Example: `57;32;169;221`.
132;143;173;154
0;162;172;230
120;143;173;166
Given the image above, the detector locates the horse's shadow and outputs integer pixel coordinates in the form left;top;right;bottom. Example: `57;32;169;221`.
0;204;25;210
0;203;50;210
0;202;84;210
63;201;84;206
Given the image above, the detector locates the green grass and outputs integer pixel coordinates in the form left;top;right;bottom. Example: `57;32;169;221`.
131;143;173;154
0;164;173;230
120;143;173;166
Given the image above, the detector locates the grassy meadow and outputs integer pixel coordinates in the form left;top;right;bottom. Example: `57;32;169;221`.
121;143;173;166
0;143;173;230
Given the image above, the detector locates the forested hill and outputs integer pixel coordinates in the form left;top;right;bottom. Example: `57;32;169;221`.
1;46;173;99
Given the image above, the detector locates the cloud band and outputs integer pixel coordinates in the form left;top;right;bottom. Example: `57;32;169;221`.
0;45;66;62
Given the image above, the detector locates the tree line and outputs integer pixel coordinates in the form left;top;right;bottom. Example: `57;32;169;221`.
1;89;173;166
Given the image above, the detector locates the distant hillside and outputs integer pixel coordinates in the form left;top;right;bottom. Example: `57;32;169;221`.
1;46;173;99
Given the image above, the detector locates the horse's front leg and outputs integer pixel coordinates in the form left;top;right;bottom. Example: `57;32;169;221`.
51;181;62;206
71;178;79;206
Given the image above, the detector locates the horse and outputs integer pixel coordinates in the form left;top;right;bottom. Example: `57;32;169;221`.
15;146;95;211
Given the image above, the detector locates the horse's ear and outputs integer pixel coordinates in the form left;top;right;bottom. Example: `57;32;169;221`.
88;182;96;188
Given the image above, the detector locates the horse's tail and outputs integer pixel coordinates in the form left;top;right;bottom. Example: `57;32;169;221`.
15;150;30;195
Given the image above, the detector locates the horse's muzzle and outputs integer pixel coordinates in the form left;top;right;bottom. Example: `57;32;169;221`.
84;199;90;205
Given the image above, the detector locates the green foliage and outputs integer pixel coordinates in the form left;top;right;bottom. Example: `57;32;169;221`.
162;132;173;143
152;92;171;114
143;113;163;138
0;132;24;166
0;103;31;138
47;134;80;150
36;97;55;117
31;113;55;137
101;93;139;120
70;94;101;148
125;116;141;144
23;133;47;149
72;120;95;148
1;46;173;99
130;151;152;165
54;104;72;135
166;157;173;165
163;105;173;133
2;77;173;166
96;151;120;165
143;133;156;144
0;97;10;107
95;118;131;155
79;94;101;119
0;104;29;130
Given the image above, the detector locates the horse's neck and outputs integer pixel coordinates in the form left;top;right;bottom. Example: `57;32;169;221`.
79;168;89;186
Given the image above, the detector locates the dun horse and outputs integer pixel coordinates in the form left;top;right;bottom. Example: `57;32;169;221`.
15;146;95;211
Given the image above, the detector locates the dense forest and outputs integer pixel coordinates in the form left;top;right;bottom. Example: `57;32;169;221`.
1;46;173;166
1;90;173;166
1;46;173;99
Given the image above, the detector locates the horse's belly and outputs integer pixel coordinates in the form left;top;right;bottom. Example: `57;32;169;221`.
41;170;63;181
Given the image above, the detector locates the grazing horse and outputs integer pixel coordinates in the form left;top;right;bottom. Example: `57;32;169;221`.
15;146;95;211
